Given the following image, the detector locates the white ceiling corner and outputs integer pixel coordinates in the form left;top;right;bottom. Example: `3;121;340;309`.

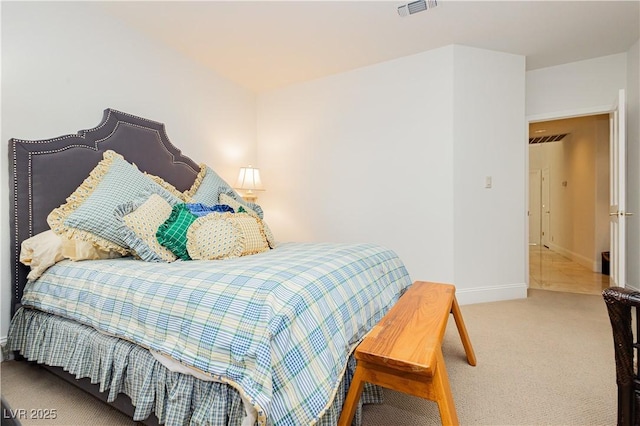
99;1;640;93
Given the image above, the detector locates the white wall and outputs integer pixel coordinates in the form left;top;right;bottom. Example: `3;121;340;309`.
1;2;257;341
526;53;627;119
257;46;457;284
257;45;527;304
627;39;640;290
452;46;526;301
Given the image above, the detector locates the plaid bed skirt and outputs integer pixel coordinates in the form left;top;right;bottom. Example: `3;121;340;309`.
7;308;383;425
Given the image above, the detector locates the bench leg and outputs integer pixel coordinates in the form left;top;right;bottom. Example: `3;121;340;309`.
433;347;459;426
451;295;477;366
337;364;366;426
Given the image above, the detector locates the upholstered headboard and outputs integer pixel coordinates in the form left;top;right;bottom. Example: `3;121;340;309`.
9;108;200;315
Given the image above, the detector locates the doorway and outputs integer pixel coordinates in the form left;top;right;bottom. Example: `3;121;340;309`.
527;114;611;295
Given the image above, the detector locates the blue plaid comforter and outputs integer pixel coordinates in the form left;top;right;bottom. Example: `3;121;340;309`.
21;242;411;425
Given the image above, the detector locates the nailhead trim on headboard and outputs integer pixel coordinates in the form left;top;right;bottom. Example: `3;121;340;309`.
12;144;19;303
10;108;200;316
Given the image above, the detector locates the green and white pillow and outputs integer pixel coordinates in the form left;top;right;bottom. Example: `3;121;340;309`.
156;204;198;260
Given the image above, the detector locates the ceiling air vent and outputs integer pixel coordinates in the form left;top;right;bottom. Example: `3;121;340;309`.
398;0;437;17
528;133;568;144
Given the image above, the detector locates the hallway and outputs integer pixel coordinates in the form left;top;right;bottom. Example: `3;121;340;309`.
529;246;610;295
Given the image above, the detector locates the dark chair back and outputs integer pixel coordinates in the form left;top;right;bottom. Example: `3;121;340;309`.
603;286;640;426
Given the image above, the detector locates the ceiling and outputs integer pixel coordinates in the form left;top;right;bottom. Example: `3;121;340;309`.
99;1;640;93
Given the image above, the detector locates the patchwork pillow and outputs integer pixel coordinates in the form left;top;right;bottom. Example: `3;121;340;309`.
156;204;198;260
116;191;180;262
219;193;276;248
183;164;238;205
186;212;270;260
47;150;182;254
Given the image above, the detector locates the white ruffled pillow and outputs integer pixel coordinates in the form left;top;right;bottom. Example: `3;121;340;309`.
20;230;121;280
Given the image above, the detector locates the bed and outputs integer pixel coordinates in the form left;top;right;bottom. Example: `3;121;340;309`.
7;108;413;425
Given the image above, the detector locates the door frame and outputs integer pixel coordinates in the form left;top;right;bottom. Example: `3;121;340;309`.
541;167;550;248
529;169;542;246
610;89;627;287
525;104;615;289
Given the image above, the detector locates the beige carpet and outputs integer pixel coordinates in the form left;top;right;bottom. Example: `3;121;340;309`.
1;289;617;425
1;361;135;425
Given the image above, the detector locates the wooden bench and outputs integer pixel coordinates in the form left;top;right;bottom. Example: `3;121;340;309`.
337;281;476;426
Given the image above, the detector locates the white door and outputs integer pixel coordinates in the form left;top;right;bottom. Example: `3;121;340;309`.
542;168;550;248
610;89;628;287
529;170;542;245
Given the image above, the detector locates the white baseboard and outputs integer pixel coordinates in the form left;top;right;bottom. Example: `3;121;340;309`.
546;243;599;272
455;283;528;305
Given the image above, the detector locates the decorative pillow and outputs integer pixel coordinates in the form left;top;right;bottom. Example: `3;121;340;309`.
186;212;270;260
20;230;121;280
116;191;179;262
219;193;276;248
60;238;123;262
219;188;264;219
156;204;198;260
186;214;244;260
20;230;65;280
47;150;182;254
245;201;264;219
183;164;257;210
219;193;259;218
185;203;235;217
231;213;271;255
145;173;191;202
262;221;277;249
